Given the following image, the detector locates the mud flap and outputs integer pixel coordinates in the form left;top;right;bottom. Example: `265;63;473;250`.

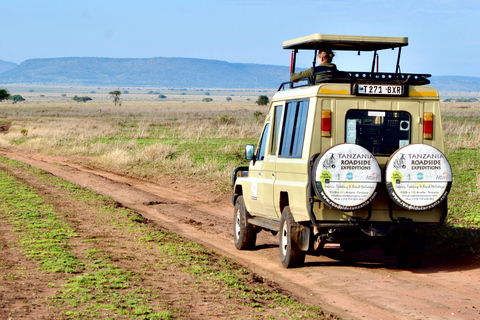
290;224;310;251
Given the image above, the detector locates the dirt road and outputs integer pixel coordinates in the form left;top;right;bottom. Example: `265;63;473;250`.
1;147;479;320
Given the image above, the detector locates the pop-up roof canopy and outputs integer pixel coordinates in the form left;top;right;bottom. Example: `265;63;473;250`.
278;33;431;90
283;34;408;51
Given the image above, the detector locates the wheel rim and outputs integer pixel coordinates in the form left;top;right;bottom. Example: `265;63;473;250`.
281;221;288;257
235;209;241;239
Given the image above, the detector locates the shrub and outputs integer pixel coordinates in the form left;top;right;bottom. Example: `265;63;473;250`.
72;96;92;103
9;95;25;103
253;110;263;120
255;95;269;106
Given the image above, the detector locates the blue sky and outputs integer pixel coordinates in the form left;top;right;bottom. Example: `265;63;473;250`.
2;0;479;77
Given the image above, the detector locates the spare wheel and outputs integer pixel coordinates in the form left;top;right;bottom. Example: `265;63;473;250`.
311;143;381;211
385;144;452;211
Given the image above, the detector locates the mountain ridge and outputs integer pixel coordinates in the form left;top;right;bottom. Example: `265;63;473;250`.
0;57;478;91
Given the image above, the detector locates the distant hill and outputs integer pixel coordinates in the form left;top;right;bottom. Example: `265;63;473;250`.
429;76;480;92
0;59;17;73
0;57;289;89
0;56;478;90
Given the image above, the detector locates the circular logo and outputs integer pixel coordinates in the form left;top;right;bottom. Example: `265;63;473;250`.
385;144;452;210
312;143;381;211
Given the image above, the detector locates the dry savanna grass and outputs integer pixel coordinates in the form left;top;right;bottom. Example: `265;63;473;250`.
0;99;265;193
441;101;480;150
0;98;479;194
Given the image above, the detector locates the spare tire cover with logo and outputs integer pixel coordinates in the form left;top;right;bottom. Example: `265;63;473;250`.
385;144;452;211
312;143;381;211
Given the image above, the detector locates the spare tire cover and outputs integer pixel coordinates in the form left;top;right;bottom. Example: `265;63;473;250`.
312;143;381;211
385;144;452;211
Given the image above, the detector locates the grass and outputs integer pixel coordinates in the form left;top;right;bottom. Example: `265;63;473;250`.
0;101;262;192
0;169;82;273
0;156;335;319
425;102;480;256
0;98;479;257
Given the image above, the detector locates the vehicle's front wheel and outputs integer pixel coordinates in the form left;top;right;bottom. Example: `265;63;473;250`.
233;196;256;250
279;206;305;268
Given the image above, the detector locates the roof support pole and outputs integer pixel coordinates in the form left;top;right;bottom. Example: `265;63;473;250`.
395;47;402;73
371;50;377;73
311;44;318;83
290;49;298;74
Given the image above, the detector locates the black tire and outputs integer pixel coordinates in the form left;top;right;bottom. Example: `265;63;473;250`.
279;206;305;268
233;196;256;250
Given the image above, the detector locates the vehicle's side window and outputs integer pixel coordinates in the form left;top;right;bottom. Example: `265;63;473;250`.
271;105;283;155
256;123;270;161
278;100;309;158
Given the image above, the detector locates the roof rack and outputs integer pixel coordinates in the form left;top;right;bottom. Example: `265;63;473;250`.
278;71;431;91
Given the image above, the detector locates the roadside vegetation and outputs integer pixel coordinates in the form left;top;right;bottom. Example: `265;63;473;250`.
0;100;264;192
430;102;480;256
0;156;335;319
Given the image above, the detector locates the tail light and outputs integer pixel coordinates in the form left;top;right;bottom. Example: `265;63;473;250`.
423;112;433;140
322;110;331;137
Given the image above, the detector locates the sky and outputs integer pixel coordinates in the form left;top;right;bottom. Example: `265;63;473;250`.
2;0;480;77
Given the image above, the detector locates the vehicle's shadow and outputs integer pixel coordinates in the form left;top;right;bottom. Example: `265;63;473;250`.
305;246;397;269
302;237;480;273
253;244;278;250
251;226;480;272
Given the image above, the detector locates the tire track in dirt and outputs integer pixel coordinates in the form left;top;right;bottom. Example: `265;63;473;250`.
1;147;479;320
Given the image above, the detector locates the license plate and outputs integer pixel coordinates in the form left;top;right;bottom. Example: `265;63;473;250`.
358;84;403;96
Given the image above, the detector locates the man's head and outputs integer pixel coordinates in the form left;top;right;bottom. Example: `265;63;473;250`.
318;49;335;63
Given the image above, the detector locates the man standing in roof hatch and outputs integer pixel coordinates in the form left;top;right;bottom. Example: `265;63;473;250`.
290;49;337;82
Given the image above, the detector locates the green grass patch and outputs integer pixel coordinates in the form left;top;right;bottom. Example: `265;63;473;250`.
0;170;82;273
444;149;480;226
428;149;480;257
0;157;336;319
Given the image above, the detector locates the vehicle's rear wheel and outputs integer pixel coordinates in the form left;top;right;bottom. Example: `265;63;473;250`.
279;206;305;268
233;196;256;250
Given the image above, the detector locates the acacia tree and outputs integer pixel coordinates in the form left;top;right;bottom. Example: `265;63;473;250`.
9;95;25;103
0;89;10;102
109;90;122;106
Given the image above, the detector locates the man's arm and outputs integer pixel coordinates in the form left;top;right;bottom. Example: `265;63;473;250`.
290;68;313;82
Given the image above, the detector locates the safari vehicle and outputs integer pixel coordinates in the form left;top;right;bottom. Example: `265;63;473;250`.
232;34;452;268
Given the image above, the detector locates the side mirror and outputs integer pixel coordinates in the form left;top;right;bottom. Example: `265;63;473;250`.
245;144;255;162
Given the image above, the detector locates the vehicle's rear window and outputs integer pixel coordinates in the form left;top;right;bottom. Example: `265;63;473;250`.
345;110;411;156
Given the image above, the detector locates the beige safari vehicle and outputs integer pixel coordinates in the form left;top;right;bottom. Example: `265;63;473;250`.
232;34;452;268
